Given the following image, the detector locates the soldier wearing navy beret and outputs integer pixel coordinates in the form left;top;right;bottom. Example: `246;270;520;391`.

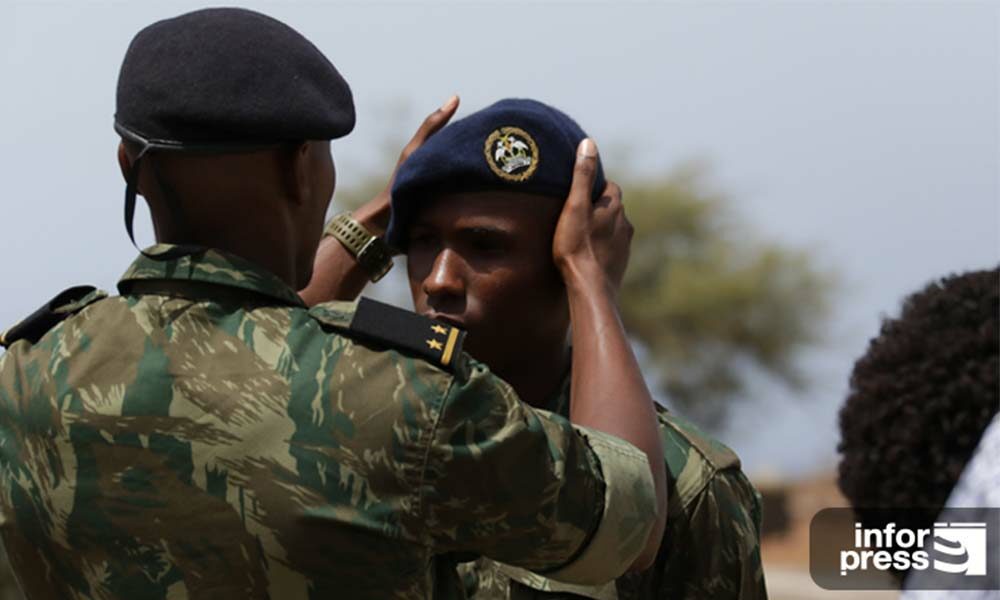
0;9;669;600
385;98;608;249
308;98;768;599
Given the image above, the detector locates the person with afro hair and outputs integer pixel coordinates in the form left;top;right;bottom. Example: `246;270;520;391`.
837;266;999;585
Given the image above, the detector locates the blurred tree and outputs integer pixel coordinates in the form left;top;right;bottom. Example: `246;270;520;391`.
333;112;833;428
332;172;389;218
619;163;832;424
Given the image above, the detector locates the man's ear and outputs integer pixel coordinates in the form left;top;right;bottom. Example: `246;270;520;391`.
117;142;131;182
279;142;312;206
118;141;149;197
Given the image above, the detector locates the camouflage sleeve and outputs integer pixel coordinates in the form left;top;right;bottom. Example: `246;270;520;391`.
0;350;9;528
650;469;767;600
410;361;656;585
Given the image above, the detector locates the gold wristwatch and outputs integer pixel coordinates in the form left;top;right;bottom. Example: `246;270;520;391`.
323;213;393;282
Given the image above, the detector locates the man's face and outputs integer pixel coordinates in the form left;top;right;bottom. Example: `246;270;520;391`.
406;191;570;373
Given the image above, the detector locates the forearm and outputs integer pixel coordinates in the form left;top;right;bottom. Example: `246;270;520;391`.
562;260;667;570
299;200;390;306
299;97;460;307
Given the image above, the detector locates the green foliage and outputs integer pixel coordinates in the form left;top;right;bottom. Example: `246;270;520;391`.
333;173;387;215
330;105;834;426
619;163;833;424
329;99;413;217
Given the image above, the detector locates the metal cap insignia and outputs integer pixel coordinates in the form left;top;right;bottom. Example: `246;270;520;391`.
484;126;540;182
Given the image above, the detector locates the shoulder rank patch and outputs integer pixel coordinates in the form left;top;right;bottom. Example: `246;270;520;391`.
349;297;467;374
0;285;107;349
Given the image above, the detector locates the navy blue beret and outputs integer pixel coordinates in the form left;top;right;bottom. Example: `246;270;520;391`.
115;7;355;147
386;98;606;249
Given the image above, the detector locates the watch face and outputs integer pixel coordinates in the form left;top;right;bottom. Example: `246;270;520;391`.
358;238;393;282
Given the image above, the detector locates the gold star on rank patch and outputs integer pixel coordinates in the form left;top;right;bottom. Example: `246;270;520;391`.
425;322;461;364
346;298;467;373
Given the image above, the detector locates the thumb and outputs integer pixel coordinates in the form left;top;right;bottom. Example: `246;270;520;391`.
567;138;599;215
396;95;461;169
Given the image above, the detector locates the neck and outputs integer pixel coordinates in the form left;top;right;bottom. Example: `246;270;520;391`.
151;202;301;289
492;340;570;410
140;151;307;289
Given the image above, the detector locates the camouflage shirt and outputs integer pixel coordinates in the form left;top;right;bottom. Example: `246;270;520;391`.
459;381;767;600
0;246;656;600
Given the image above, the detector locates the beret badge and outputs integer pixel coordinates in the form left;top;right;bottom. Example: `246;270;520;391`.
484;126;539;182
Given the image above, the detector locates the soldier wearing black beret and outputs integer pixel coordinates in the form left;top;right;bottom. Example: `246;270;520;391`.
113;6;356;277
0;8;668;600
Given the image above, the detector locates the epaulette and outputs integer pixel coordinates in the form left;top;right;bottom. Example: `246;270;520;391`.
0;286;107;349
309;297;468;376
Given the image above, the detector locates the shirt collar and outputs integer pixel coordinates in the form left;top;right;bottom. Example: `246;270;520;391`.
117;244;305;307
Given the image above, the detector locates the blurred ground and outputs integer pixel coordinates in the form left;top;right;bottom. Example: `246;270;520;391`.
758;471;899;600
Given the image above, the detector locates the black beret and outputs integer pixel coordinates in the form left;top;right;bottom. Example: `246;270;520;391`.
115;7;354;147
386;98;605;249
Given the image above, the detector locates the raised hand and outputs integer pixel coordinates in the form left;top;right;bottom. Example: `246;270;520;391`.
355;95;461;235
300;96;460;304
552;139;633;295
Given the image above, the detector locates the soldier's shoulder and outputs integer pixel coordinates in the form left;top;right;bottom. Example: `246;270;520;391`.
657;406;741;472
308;296;470;379
656;406;747;506
1;285;109;350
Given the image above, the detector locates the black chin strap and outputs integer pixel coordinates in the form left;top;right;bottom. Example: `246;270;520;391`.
117;122;288;261
123;145;149;254
123;144;203;261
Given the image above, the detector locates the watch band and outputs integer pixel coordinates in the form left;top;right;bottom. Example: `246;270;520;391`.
324;213;393;282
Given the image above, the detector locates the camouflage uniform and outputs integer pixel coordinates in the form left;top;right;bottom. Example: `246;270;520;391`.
0;246;657;600
459;381;767;600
